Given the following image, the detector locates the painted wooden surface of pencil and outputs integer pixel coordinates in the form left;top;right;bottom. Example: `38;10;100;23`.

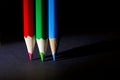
48;0;58;61
36;0;48;62
23;0;35;61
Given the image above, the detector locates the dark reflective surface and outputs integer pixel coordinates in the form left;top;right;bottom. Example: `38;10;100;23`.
0;35;120;80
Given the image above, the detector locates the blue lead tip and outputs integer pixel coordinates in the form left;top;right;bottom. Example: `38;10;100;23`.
52;54;56;61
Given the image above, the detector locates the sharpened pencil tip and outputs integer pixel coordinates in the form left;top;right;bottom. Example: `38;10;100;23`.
52;54;56;61
40;52;44;62
28;53;32;61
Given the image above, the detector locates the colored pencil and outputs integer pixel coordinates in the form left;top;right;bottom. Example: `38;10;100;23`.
23;0;35;61
48;0;58;61
36;0;48;62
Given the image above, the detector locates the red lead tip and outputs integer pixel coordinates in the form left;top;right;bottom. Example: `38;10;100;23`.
28;53;32;61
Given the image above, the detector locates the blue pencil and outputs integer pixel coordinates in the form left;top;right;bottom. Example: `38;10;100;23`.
48;0;58;61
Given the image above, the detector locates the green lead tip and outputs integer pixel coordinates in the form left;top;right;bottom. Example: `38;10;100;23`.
40;52;45;62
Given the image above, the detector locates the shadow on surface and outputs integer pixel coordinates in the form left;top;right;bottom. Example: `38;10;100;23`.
52;38;120;80
44;38;120;61
32;38;120;80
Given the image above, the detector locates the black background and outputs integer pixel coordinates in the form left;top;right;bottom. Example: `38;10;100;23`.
0;0;119;44
0;0;23;43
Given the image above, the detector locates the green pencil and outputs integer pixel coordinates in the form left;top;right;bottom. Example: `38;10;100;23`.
36;0;48;62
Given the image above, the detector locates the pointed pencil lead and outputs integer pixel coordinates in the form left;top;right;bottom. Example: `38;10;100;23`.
40;52;45;62
52;54;56;61
28;53;32;61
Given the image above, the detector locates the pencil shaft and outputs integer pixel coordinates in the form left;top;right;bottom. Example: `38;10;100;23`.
48;0;58;38
23;0;35;37
36;0;47;39
36;0;43;39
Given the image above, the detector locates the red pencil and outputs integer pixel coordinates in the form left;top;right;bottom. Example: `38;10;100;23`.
23;0;35;61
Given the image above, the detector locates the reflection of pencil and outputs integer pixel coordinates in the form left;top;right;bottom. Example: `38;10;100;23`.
48;0;58;61
36;0;48;62
23;0;35;61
